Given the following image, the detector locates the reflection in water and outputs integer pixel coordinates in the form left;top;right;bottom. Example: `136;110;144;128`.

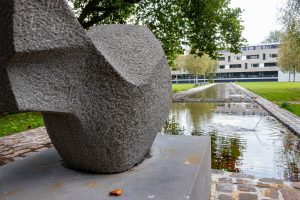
163;93;300;181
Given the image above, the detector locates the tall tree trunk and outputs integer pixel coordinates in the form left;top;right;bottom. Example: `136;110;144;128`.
289;71;291;82
204;74;206;83
294;67;296;82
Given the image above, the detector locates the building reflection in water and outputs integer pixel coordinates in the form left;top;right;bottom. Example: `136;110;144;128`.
162;101;300;181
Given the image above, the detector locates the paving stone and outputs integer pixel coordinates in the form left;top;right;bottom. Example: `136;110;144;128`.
238;193;258;200
216;183;234;193
212;169;225;175
255;182;270;188
237;179;252;184
259;178;283;184
291;182;300;189
230;173;254;179
238;184;257;192
219;177;233;183
280;188;300;200
262;188;279;199
0;128;51;167
218;194;233;200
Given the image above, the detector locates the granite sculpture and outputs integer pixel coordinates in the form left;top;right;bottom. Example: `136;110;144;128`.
0;0;172;173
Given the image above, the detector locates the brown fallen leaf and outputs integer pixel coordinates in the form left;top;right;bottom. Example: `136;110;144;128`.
109;189;123;196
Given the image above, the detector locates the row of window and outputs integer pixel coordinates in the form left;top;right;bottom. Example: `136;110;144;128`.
218;54;278;62
241;44;279;51
218;44;279;53
219;62;277;69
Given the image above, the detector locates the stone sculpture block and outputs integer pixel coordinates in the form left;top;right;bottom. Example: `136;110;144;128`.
0;0;171;173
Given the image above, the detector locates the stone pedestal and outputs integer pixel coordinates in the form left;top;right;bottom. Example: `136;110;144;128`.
0;135;211;200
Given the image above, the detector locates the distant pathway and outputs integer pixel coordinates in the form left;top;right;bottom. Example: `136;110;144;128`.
173;83;216;101
234;84;300;136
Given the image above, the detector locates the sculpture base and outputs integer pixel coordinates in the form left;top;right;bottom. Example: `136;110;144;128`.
0;134;211;200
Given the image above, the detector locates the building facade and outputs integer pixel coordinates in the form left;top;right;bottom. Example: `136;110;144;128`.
172;43;300;83
215;43;279;82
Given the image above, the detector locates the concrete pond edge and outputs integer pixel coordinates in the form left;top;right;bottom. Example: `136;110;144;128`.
233;83;300;137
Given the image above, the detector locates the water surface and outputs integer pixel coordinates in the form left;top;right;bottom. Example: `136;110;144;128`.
163;84;300;181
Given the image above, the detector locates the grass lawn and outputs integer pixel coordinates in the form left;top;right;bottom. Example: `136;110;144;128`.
172;84;196;93
0;112;44;137
238;82;300;117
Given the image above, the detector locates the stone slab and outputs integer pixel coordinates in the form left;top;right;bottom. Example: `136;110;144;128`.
0;134;211;200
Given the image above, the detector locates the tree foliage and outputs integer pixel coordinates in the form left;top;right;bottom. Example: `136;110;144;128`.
278;0;300;80
262;30;282;43
175;54;218;76
71;0;138;28
279;22;300;77
69;0;245;65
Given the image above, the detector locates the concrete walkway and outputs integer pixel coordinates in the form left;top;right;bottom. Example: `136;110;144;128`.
233;84;300;136
173;83;216;101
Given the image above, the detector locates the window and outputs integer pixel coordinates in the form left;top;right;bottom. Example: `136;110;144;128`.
218;50;228;53
246;55;259;59
261;44;279;49
228;56;231;62
248;46;256;51
269;54;278;58
245;63;248;69
229;64;241;68
218;57;225;61
264;62;277;67
219;65;225;69
234;56;241;60
263;53;266;60
241;46;257;51
270;44;279;49
251;63;259;67
262;45;270;49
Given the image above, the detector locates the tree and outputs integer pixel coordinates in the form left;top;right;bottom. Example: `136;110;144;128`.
262;30;282;43
278;22;300;82
278;0;300;81
69;0;245;65
175;54;218;83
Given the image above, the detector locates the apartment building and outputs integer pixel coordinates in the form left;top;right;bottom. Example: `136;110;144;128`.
172;42;300;83
215;43;280;82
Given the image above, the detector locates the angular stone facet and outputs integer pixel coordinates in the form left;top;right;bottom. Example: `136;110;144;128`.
0;0;171;173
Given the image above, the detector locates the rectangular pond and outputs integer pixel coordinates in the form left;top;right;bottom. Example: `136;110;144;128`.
164;84;300;181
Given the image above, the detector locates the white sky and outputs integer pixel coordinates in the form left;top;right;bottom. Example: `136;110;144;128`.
230;0;286;45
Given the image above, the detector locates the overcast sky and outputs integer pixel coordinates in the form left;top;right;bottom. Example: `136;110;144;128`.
230;0;286;45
